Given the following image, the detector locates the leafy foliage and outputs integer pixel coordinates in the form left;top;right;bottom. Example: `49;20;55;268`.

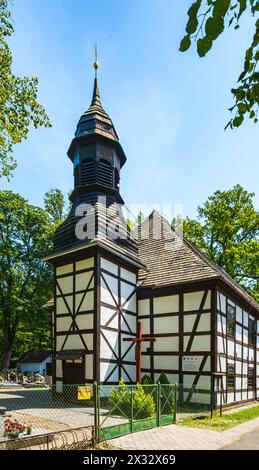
141;374;153;385
44;189;66;226
109;379;156;419
181;185;259;301
180;0;259;128
0;0;51;178
0;189;65;369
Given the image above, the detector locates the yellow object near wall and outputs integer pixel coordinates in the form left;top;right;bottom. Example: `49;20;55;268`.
77;386;91;400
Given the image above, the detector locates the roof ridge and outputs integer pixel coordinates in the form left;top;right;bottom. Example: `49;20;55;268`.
139;211;259;312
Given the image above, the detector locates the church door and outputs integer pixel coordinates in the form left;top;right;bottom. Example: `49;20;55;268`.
63;359;85;384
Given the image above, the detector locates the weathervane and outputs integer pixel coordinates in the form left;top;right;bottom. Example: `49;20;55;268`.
93;44;99;78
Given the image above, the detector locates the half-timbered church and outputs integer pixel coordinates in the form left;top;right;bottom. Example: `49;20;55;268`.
45;66;259;408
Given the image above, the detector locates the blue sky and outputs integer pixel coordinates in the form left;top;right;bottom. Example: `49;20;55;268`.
2;0;258;220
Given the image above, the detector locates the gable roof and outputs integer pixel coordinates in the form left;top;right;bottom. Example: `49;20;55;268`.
137;211;259;313
18;350;51;363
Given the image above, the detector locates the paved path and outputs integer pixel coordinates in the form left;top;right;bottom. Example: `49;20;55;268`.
109;417;259;450
221;425;259;450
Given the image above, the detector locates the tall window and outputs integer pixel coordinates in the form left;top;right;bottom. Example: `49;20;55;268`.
248;317;255;346
248;367;255;389
226;303;235;338
227;364;235;390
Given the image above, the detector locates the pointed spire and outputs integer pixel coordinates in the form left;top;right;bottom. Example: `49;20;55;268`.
90;77;102;108
88;44;103;110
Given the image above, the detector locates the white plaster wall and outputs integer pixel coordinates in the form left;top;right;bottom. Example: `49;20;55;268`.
56;317;72;332
121;282;136;312
243;311;249;328
100;362;118;382
154;316;179;334
85;355;93;380
76;314;93;330
76;258;94;271
121;365;136;382
101;274;118;305
121;268;136;284
236;324;242;342
76;271;94;291
121;313;136;334
217;314;227;335
141;318;150;335
228;340;235;357
56;360;62;377
100;306;118;329
57;276;73;294
141;356;150;369
236;343;242;358
154;336;179;352
197;375;211;390
236;378;241;389
227;393;234;404
243;329;248;345
236;361;242;374
184;313;210;332
56;296;72;315
236;306;242;324
218;293;226;313
217;336;224;354
138;299;150;316
75;291;94;312
217;356;226;372
100;330;118;360
154;355;179;370
184;291;211;312
184;335;210;352
56;264;73;275
121;336;135;361
101;258;118;275
154;295;179;314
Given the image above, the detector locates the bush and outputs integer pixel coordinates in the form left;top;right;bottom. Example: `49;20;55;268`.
109;379;156;419
157;373;176;415
141;374;153;385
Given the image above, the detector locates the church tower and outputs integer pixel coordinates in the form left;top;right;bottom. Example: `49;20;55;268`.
46;59;144;386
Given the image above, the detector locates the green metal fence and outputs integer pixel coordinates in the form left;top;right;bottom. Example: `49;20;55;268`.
95;382;177;441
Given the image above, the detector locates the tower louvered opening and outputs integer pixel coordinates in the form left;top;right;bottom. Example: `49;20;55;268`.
97;159;113;187
74;166;80;187
80;159;95;185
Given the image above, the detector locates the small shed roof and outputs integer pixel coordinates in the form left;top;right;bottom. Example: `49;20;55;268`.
18;350;51;364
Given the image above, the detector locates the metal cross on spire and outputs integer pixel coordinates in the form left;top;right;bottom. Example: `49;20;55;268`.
93;44;99;78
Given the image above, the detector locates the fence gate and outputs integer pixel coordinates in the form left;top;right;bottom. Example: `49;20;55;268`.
95;383;176;441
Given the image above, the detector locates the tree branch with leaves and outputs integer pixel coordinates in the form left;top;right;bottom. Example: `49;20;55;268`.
0;0;51;179
180;0;259;129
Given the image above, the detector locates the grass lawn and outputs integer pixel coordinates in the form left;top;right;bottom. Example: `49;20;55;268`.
178;405;259;432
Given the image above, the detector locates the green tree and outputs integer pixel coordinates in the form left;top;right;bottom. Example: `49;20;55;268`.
182;185;259;301
180;0;259;129
44;188;66;226
0;190;54;370
0;0;51;178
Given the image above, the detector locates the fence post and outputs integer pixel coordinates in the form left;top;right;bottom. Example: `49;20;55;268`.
130;386;133;433
157;382;160;427
94;381;99;443
174;384;177;423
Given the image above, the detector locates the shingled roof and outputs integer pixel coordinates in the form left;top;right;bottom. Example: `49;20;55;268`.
137;211;259;313
18;350;51;363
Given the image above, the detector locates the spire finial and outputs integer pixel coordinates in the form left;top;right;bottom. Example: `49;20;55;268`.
93;44;99;78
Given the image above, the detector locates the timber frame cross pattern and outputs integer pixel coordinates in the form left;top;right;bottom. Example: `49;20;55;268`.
123;321;156;383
